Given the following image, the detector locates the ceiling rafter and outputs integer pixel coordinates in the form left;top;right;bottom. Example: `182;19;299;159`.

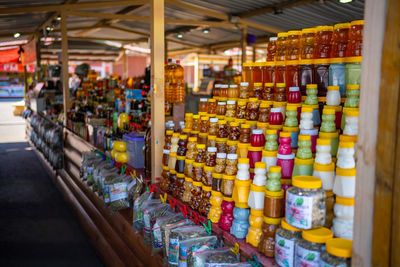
237;0;317;18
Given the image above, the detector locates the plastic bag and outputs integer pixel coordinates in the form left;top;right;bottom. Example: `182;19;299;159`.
191;248;239;267
104;174;130;213
179;235;219;267
152;213;185;254
143;204;172;245
132;195;158;232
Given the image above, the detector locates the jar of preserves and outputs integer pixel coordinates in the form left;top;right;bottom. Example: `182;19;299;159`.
227;122;240;141
254;82;263;99
208;117;219;136
175;172;185;200
186;137;197;160
190;130;199;138
168;152;177;170
193;162;205;182
195;144;206;163
207;98;217;115
251;129;266;147
274;219;302;267
184;114;193;130
222;174;235;197
247;146;263;169
264;189;284;218
177;135;188;156
207;135;217;147
198;132;208;145
295;227;333;266
216;101;227;116
164;130;173;149
184;159;194;179
162;149;170;166
286;176;326;229
240;82;249;99
246;98;260;121
220;84;229;98
269;107;284;125
288;86;301;103
263;83;274;101
182;177;193;203
228;84;240;99
320;238;352;267
199;98;208;113
182;128;191;137
202;166;215;186
274;83;287;102
226;100;237;118
171;133;180;153
208;190;224;223
246;120;258;131
225;153;238;176
258;216;282;257
215;153;227;173
160;166;170;192
200;116;209;133
212;172;223;192
168;169;177;194
227;140;238;154
192;115;201;131
259;101;272;123
199;185;212;215
175;155;186;173
216;138;228;153
236;100;247;119
218;197;235;231
190;181;203;211
217;120;228;138
240;124;251;143
205;147;217;167
325;190;334;228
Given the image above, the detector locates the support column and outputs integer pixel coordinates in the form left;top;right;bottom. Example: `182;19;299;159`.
35;33;41;81
123;49;128;80
252;45;256;62
241;27;247;65
150;0;165;183
61;11;69;126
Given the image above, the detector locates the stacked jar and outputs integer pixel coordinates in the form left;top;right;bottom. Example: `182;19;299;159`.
262;129;279;173
276;131;295;181
292;135;314;177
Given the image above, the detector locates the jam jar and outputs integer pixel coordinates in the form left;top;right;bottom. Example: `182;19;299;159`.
236;100;247;119
240;124;251;143
177;135;188;156
162;149;170;166
259;101;272;123
240;82;249;99
229;122;241;141
170;133;180;153
160;166;170;192
208;98;217;115
199;98;208;112
217;120;228;138
200;116;209;133
182;128;191;137
254;82;263;99
168;170;177;194
268;107;284;125
274;83;287;102
251;129;266;147
247;146;263;169
263;83;274;101
215;153;227;174
212;172;223;192
216;138;228;153
207;135;217;147
186;137;198;160
182;177;193;203
193;162;205;182
227;140;238;154
246;98;260;121
288;86;301;103
205;147;217;167
264;189;284;218
222;174;235;197
175;172;185;200
190;181;203;211
184;114;193;130
198;133;208;145
258;217;282;258
175;155;186;173
168;152;177;170
228;84;240;99
202;166;215;186
199;185;212;216
195;144;206;163
184;159;194;179
192;115;201;131
225;153;238;176
220;84;229;98
216;101;227;116
190;130;199;138
226;100;237;118
164;130;173;149
209;117;219;135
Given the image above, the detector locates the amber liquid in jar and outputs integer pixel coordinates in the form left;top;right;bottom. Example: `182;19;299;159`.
199;98;208;112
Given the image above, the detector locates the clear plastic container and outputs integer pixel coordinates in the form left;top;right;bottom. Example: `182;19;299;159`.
320;238;352;267
275;219;302;267
122;133;145;168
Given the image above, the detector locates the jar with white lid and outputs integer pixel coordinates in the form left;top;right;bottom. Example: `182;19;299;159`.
299;106;314;130
332;196;355;240
336;142;355;169
248;183;265;210
333;167;356;198
236;157;250;180
320;238;352;266
343;110;359;136
286;176;326;229
295;227;333;267
253;161;267;186
226;100;237;117
275;219;302;267
326;86;341;106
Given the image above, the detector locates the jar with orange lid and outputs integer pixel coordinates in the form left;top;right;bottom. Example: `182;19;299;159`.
198;132;208;145
190;181;203;211
225;100;236;118
236;99;247;119
258;216;282;257
294;227;333;266
226;140;238;154
164;130;174;149
199;98;208;113
198;185;212;215
184;159;194;179
207;98;217;115
253;82;263;99
262;82;274;101
186;137;197;160
207;135;217;148
246;98;260;121
195;144;206;163
259;101;272;123
202;165;214;186
217;120;228;138
246;209;264;247
228;84;239;99
175;172;185;200
274;83;287;102
221;174;235;197
239;82;249;99
160;166;170;192
346;20;364;57
208;190;224;223
240;123;251;143
192;115;200;131
182;176;193;203
320;238;352;267
274;218;302;267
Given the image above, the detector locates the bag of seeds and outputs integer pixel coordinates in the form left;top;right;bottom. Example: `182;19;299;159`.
127;175;144;205
168;226;208;267
85;158;103;185
132;197;159;232
180;235;219;267
103;174;131;213
191;248;239;267
152;213;185;254
143;204;173;246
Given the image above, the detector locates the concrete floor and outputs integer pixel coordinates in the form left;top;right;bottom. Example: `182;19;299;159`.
0;100;103;266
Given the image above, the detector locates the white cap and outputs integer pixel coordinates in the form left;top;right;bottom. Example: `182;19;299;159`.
215;84;222;88
271;107;282;112
252;129;263;135
218;102;226;105
240;82;249;86
200;98;208;102
210;118;218;123
269;37;278;41
227;153;238;160
229;84;238;88
207;147;217;152
227;100;236;105
163;149;170;154
217;153;227;158
220;84;229;88
289;87;300;92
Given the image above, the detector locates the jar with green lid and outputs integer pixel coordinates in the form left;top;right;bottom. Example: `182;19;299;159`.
320;238;352;267
295;227;333;267
275;219;302;267
321;108;336;133
344;84;359;108
286;176;326;229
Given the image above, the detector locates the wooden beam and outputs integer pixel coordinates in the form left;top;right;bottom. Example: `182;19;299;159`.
67;36;134;42
106;25;150;37
150;0;165;183
241;27;247;65
61;11;69;126
353;0;388;266
67;10;150;22
165;18;235;28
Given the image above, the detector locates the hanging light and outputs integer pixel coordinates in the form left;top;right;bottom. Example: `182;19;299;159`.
13;32;21;38
203;28;210;34
56;16;61;21
177;33;183;38
339;0;352;3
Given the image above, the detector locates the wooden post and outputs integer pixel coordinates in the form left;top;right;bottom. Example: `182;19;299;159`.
35;33;41;81
252;45;256;62
61;11;69;126
241;27;247;65
150;0;165;183
123;49;128;80
352;0;388;266
23;65;27;98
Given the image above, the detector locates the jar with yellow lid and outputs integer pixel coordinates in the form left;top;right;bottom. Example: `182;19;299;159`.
246;98;260;121
192;162;205;182
345;57;362;87
168;152;177;170
198;185;212;215
186;137;198;160
274;218;302;267
212;172;222;192
184;113;193;130
295;227;333;266
292;135;314;177
202;165;215;186
264;189;284;218
332;196;355;240
320;238;352;266
216;137;228;153
226;140;238;154
226;100;237;118
238;142;250;159
207;98;217;115
228;122;240;141
246;209;264;247
182;176;193;203
175;172;186;200
263;82;274;101
215;153;226;174
160;166;170;192
286;176;326;229
190;130;199;138
190;181;203;211
192;115;201;132
253;82;263;99
207;135;217;148
236;99;247;119
170;132;180;153
221;174;235;197
333;167;356;198
219;196;235;231
258;216;283;257
231;202;251;239
208;190;224;223
232;178;252;204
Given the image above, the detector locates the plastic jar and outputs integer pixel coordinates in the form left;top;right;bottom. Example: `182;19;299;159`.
208;117;218;136
225;153;238;176
247;146;263;169
192;162;204;182
275;219;302;267
262;150;278;173
207;98;217;115
192;115;200;132
257;122;269;136
195;144;206;163
198;132;208;145
269;107;284;125
208;190;224;223
233;179;252;204
294;227;333;266
320;238;352;267
236;99;247;119
219;197;235;231
239;82;249;99
190;181;203;211
222;174;235;197
259;101;272;123
247;120;258;131
199;98;208;113
240;124;251;143
248;183;266;210
343;110;359;136
333;167;356;198
325;190;335;229
238;142;250;159
217;120;228;138
186;137;197;160
215;153;227;174
227;122;240;141
292;157;314;177
160;166;170;192
205;147;217;167
168;152;177;170
313;162;335;191
254;82;263;99
319;131;339;157
175;155;186;173
202;166;215;186
216;138;228;153
168;170;177;194
236;158;250;179
258;217;282;258
253;161;267;186
198;185;212;215
220;84;229;98
212;172;222;192
251;129;266;147
216;101;227;116
263;82;274;101
175;173;186;200
226;140;238;154
246;209;264;247
162;149;170;166
200;116;209;133
184;115;193;131
246;98;260;121
182;177;193;203
207;135;217;148
332;196;355;240
184;159;194;179
230;204;250;239
326;86;341;106
226;100;237;117
286;176;326;229
228;84;239;99
264;189;285;218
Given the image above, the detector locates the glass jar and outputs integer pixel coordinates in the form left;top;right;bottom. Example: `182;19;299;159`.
228;84;240;99
160;166;170;192
193;162;204;182
212;172;223;192
274;83;287;102
216;138;228;153
182;128;191;137
217;120;228;138
207;135;217;148
239;82;249;99
182;177;193;203
192;115;200;131
186;137;197;160
221;174;235;197
295;227;333;266
205;147;217;167
175;173;185;200
200;116;209;133
264;189;284;218
220;84;229;98
254;82;263;99
202;166;215;186
246;98;260;121
215;153;227;174
190;181;203;211
168;152;177;170
228;122;240;141
236;100;247;119
164;130;173;149
286;176;326;229
320;238;352;267
175;155;186;173
208;98;217;115
216;101;227;116
199;185;212;215
226;100;237;118
274;219;302;267
258;217;282;258
177;135;188;156
240;124;251;143
184;114;193;130
199;98;208;113
263;82;274;101
227;140;238;154
209;117;219;136
195;144;206;163
259;101;272;123
162;149;170;166
247;120;258;131
184;159;194;179
251;129;266;147
168;170;177;194
225;153;238;176
198;133;208;145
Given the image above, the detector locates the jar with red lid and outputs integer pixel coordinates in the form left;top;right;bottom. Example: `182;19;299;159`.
200;116;209;133
219;84;229;98
251;129;266;147
263;83;274;101
160;166;170;192
269;107;284;125
247;146;263;169
240;124;251;143
259;101;272;123
207;98;217;115
198;185;212;215
236;100;247;119
246;98;260;121
258;217;282;257
216;101;227;116
198;133;208;145
218;197;235;231
199;98;208;113
274;83;287;102
195;144;206;163
177;135;188;156
287;86;301;103
254;83;263;99
217;120;228;138
229;122;240;141
228;84;240;99
226;100;237;118
205;147;217;167
162;149;170;166
192;115;200;131
190;181;203;211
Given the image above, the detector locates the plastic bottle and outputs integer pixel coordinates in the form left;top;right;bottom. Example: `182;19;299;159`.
285;31;301;94
292;135;314;177
275;32;288;84
314;25;333;59
300;28;316;96
230;203;250;239
243;63;254;94
276;131;295;180
173;60;185;103
267;37;277;62
164;60;171;103
168;60;176;102
346;20;364;58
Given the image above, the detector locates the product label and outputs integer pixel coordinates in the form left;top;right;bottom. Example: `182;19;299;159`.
178;244;189;267
152;226;163;248
275;235;295;267
143;211;151;231
320;260;346;267
103;185;111;203
109;182;128;202
295;245;320;267
286;191;314;229
168;237;179;265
